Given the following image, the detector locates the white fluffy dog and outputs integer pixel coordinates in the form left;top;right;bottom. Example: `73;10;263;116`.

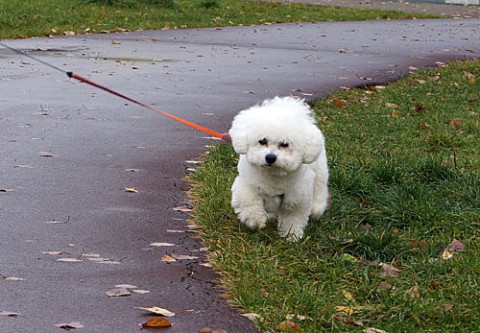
229;96;329;241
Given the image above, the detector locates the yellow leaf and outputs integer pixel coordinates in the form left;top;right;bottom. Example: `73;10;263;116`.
125;187;139;193
439;249;453;260
161;255;177;262
341;290;355;302
391;110;399;118
335;306;356;315
142;317;172;329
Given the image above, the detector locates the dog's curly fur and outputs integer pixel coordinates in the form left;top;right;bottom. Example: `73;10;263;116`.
229;96;329;241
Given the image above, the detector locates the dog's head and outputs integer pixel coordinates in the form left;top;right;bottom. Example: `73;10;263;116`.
229;97;325;174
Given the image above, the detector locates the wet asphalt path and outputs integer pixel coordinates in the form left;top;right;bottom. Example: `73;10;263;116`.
1;19;479;332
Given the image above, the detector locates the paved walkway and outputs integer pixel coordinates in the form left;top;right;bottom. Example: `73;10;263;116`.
1;14;479;333
260;0;480;18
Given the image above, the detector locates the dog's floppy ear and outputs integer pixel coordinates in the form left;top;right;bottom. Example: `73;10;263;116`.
302;125;325;164
228;112;250;154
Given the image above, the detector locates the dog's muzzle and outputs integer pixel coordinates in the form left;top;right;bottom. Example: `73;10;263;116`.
265;153;277;165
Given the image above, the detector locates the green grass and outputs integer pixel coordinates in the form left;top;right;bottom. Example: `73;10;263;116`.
0;0;438;39
188;59;480;332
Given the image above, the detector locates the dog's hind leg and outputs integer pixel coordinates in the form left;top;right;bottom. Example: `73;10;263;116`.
310;156;330;219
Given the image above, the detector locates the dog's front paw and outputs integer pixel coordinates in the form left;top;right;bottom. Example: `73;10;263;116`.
279;227;304;242
235;208;268;230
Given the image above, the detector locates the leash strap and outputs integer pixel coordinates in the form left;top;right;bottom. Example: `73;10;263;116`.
68;72;230;142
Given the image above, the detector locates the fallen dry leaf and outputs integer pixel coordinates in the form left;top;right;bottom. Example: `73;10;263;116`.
43;251;63;255
161;255;177;262
391;110;399;118
286;314;308;321
4;276;25;282
173;205;193;212
406;285;421;299
55;258;83;263
385;102;398;108
331;98;345;108
39;151;54;158
440;239;466;260
54;322;84;330
439;249;454;260
0;311;20;317
170;252;199;261
241;313;262;322
448;118;462;128
115;284;138;289
277;319;303;332
417;123;431;130
447;239;465;253
133;289;150;294
411;239;429;250
0;188;14;192
363;328;387;333
125;187;139;193
106;287;131;297
135;306;175;317
379;263;399;278
142;317;172;329
335;306;356;316
150;242;175;247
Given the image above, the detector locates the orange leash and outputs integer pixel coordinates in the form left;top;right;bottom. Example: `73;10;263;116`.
67;72;231;142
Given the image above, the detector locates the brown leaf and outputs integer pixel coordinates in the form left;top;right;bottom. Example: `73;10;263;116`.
411;239;428;250
406;285;420;298
331;98;345;108
448;118;461;128
335;306;356;316
379;263;399;278
277;319;303;332
416;123;431;130
376;281;396;291
161;255;177;262
415;103;426;113
447;239;465;253
142;317;172;329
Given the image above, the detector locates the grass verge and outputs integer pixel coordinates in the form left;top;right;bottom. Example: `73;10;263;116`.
188;59;480;332
0;0;438;39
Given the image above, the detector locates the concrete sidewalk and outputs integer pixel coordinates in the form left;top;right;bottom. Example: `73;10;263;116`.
1;18;479;332
261;0;480;18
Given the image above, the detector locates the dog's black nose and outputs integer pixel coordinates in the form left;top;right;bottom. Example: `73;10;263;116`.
265;153;277;165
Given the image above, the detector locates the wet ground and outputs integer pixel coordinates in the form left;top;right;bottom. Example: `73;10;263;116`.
1;18;479;332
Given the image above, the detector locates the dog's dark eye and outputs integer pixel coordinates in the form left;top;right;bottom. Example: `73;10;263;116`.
258;138;268;146
279;141;289;148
